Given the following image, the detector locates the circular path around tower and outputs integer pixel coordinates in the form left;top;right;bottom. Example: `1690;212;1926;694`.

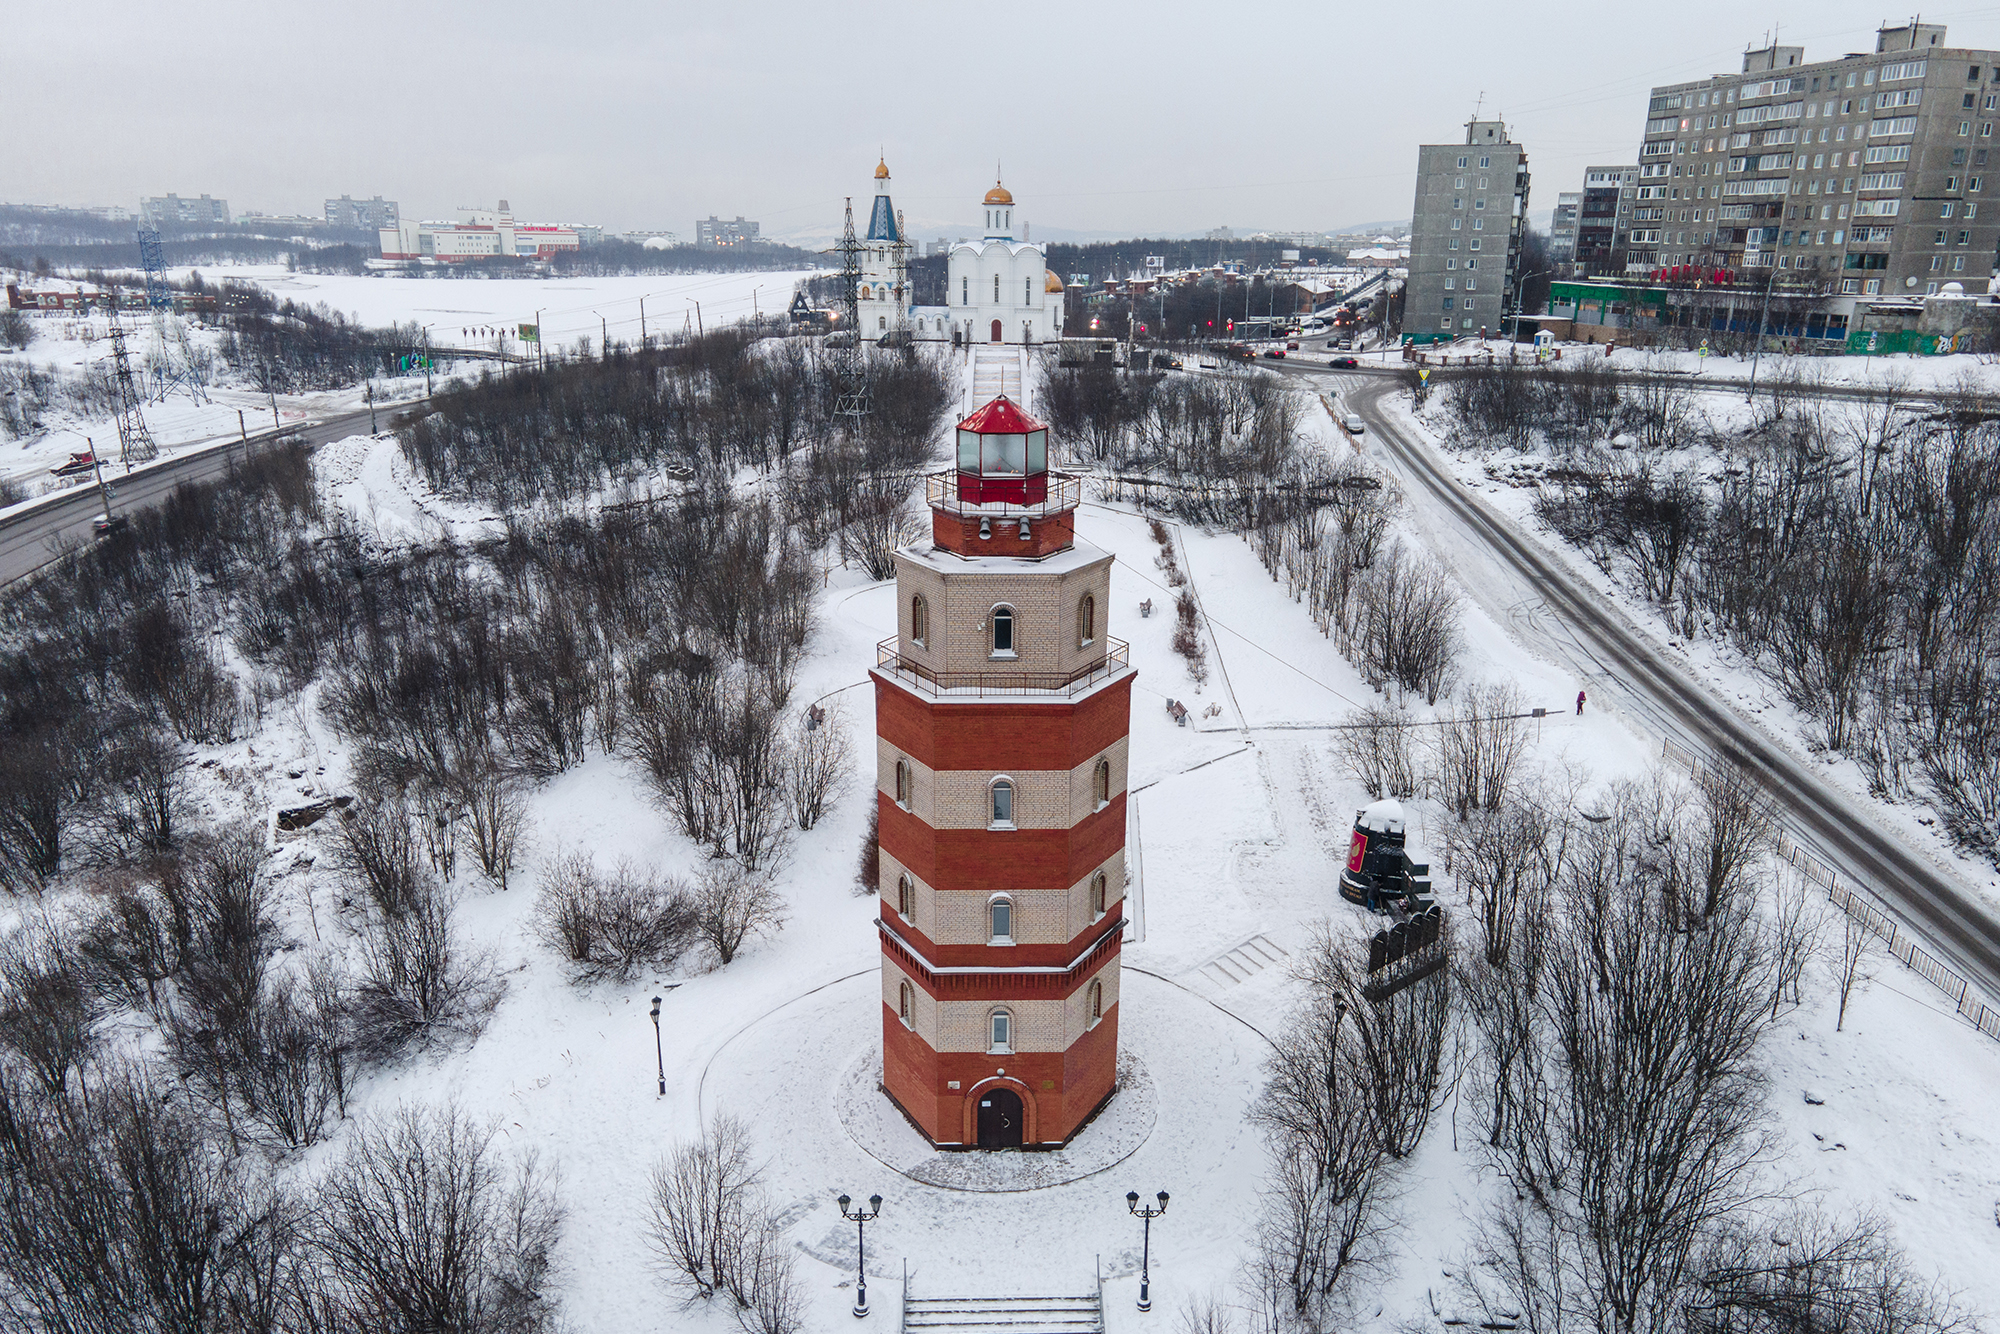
698;969;1272;1293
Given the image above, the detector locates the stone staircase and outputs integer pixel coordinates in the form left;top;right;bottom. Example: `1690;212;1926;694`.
971;346;1024;408
902;1294;1103;1334
1194;932;1291;990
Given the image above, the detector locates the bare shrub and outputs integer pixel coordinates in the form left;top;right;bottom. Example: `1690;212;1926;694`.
458;763;530;891
81;722;197;867
533;852;697;983
854;801;880;897
1431;680;1531;821
1688;757;1774;920
0;922;102;1099
1329;702;1418;801
332;799;428;919
693;862;786;966
176;822;278;1036
1690;1206;1973;1334
230;971;344;1149
75;882;190;1014
645;1111;800;1333
306;1102;563;1334
351;885;503;1061
1343;541;1459;704
787;703;851;831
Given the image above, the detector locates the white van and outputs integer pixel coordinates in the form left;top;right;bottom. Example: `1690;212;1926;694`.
1342;412;1366;435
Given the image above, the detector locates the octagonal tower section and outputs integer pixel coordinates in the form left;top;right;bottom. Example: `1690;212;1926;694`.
873;395;1133;1148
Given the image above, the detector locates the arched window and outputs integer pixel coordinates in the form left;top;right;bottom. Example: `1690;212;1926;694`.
899;980;914;1026
989;895;1013;942
1091;872;1108;919
911;594;927;647
989;778;1014;828
1078;594;1096;647
894;759;911;808
878;316;887;330
897;874;913;918
1088;979;1103;1024
1093;759;1111;809
990;606;1015;656
989;1008;1013;1052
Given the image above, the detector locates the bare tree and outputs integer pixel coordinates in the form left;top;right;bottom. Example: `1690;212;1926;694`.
787;703;851;831
352;885;504;1061
306;1102;564;1334
692;862;786;966
1687;758;1775;921
1690;1205;1974;1334
1329;702;1419;801
645;1111;796;1326
1431;680;1531;821
459;763;530;891
0;921;102;1100
1834;908;1876;1033
533;852;697;983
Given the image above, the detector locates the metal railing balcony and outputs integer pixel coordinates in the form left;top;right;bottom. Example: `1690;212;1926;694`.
926;470;1082;518
875;637;1128;697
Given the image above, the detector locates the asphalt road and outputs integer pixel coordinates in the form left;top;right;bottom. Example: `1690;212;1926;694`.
1288;360;2000;1005
0;405;401;587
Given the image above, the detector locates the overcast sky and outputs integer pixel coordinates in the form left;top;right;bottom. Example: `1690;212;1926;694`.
11;1;2000;243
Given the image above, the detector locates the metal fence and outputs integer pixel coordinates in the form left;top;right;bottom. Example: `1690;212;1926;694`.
1660;737;2000;1044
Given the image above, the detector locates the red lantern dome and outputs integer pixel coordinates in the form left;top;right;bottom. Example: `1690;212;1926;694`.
954;394;1049;505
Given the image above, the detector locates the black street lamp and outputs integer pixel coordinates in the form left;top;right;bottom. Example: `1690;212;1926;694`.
1125;1189;1169;1311
837;1193;883;1317
649;996;664;1097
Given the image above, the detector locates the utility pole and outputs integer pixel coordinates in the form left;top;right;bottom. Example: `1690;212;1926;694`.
536;309;546;371
694;301;703;336
422;329;433;397
600;313;608;361
1745;265;1778;404
640;295;648;346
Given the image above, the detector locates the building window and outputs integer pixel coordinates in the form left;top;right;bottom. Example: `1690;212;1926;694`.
1479;155;1491;167
961;277;969;306
1078;594;1096;647
1954;255;1966;270
989;1008;1013;1053
989;896;1013;943
1442;297;1454;311
1025;277;1032;305
897;874;913;917
878;316;886;330
989;778;1014;828
1092;872;1108;919
1088;979;1104;1026
1932;256;1945;271
911;594;927;647
1959;230;1971;244
993;274;1000;303
1456;155;1468;168
990;606;1015;656
894;759;912;808
898;981;913;1026
1093;758;1111;808
1451;218;1461;230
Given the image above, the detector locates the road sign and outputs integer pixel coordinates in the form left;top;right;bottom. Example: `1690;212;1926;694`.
1417;367;1432;382
519;323;539;342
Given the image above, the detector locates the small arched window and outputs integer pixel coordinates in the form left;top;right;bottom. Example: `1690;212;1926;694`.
990;606;1015;656
1091;872;1108;919
989;779;1014;828
897;874;913;918
911;594;927;647
1078;594;1096;647
1092;759;1111;809
899;980;914;1026
1088;979;1104;1024
894;759;912;808
878;316;886;330
989;895;1013;942
989;1008;1013;1052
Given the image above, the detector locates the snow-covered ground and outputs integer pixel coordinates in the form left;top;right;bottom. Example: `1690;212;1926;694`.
0;264;821;505
9;348;2000;1332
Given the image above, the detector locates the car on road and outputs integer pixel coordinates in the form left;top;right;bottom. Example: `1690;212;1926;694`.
93;514;128;537
1340;412;1366;435
1261;349;1286;359
1286;339;1299;350
1330;357;1360;369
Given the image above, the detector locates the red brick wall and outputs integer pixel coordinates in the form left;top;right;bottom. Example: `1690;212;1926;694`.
882;1002;1121;1146
875;676;1134;773
932;508;1077;559
883;919;1122;993
877;792;1125;895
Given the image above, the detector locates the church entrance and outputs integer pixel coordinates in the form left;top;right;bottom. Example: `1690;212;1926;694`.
976;1088;1023;1147
990;318;1003;343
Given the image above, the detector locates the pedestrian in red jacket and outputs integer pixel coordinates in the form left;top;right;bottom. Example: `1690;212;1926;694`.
1576;689;1587;715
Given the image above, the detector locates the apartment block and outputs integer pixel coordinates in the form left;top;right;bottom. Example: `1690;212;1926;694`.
1634;21;2000;295
1550;191;1581;264
1405;120;1531;342
1575;165;1638;274
325;195;399;230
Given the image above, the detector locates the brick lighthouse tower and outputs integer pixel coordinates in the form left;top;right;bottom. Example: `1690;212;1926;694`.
872;395;1133;1148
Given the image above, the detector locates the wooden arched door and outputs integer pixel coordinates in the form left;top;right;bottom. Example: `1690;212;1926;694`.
990;318;1003;343
976;1088;1023;1147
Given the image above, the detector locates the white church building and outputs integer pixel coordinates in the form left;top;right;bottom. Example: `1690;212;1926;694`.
861;163;1064;347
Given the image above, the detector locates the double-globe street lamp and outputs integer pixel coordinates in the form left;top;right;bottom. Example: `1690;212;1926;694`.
1126;1190;1169;1311
649;995;665;1097
837;1192;883;1317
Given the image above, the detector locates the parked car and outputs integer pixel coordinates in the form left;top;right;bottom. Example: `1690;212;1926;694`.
1261;349;1286;359
1341;412;1366;435
1286;339;1300;350
1331;357;1360;368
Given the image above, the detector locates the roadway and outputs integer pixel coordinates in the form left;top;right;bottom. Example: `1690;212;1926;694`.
1279;358;2000;1004
0;404;408;586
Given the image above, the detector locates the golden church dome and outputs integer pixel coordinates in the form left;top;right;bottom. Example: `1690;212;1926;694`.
984;181;1014;205
1045;269;1064;293
875;158;890;180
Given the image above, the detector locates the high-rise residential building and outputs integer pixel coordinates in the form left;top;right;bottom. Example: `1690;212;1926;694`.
1550;192;1582;265
139;193;231;227
1405;120;1531;343
325;195;399;230
696;215;760;246
1574;165;1639;274
1633;21;2000;295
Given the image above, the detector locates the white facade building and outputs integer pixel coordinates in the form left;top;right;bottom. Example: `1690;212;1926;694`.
918;178;1064;345
378;200;582;263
